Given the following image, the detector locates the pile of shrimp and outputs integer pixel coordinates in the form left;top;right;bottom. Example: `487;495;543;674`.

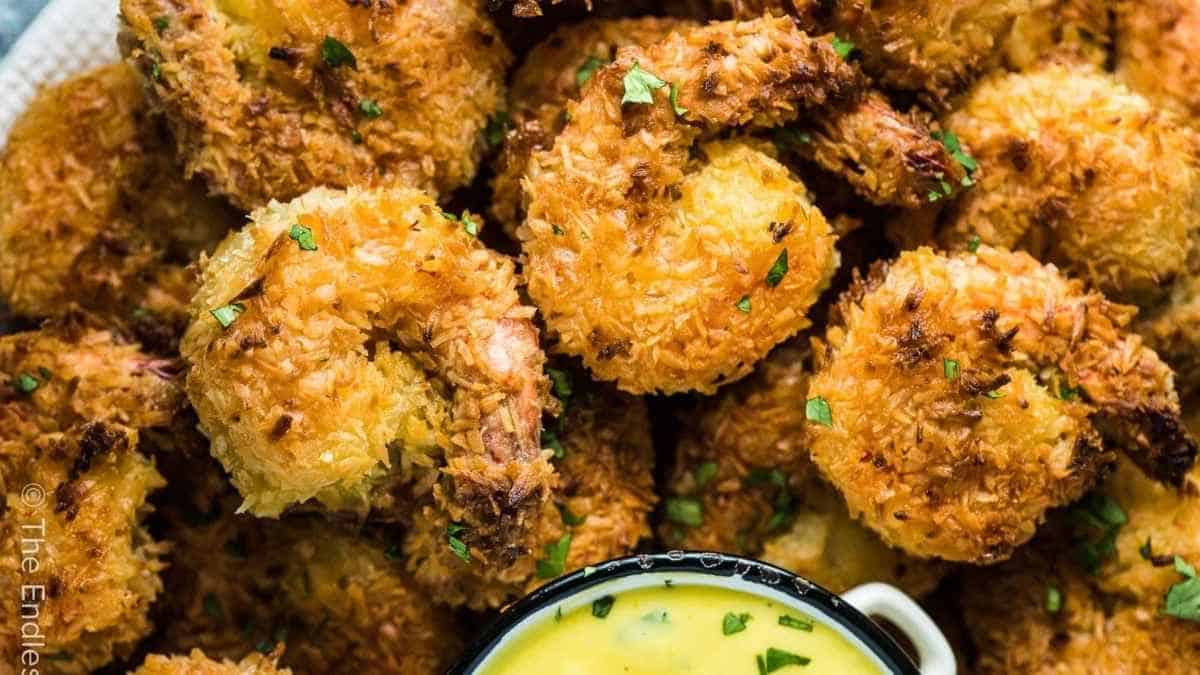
1;0;1199;671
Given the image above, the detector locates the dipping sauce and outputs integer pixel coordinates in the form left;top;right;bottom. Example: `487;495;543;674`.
477;582;885;674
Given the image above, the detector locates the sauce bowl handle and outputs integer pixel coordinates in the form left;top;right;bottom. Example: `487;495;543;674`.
841;582;956;675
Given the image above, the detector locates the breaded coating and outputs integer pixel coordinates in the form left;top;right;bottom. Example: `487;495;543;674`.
181;187;550;560
151;506;461;674
406;382;656;609
0;64;234;352
963;461;1200;674
119;0;511;209
523;17;849;394
786;0;1036;105
491;16;692;235
1136;257;1200;398
924;62;1200;304
135;649;290;675
1003;0;1112;71
0;327;182;673
807;247;1195;562
1115;0;1200;125
660;344;943;596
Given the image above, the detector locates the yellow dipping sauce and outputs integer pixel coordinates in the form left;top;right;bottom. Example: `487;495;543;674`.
477;581;886;675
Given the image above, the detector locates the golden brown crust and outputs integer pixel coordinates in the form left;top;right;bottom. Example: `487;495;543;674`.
807;247;1194;562
119;0;511;209
523;17;850;394
405;382;656;609
1115;0;1200;125
929;62;1200;304
1137;269;1200;398
0;64;235;352
1003;0;1113;71
135;649;291;675
181;187;551;562
0;327;182;673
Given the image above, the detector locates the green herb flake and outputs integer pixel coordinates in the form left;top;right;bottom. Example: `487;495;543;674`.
576;56;607;89
447;522;471;564
153;16;169;32
461;214;479;237
358;98;383;119
943;358;960;381
665;496;704;527
831;35;856;59
621;61;666;105
967;234;982;253
1165;556;1200;623
747;468;788;487
669;83;688;116
555;606;564;622
722;611;751;635
256;639;275;654
558;503;587;526
805;396;833;427
384;544;402;560
592;595;615;619
552;224;565;235
547;367;573;403
934;129;979;177
210;303;245;329
485;111;511;148
757;654;768;675
12;373;39;394
927;190;942;203
536;533;572;579
203;593;224;622
772;128;812;154
1045;586;1062;614
765;249;789;288
150;62;162;81
288;223;318;251
542;429;566;459
1071;494;1127;573
1059;384;1082;401
320;36;357;69
763;647;811;671
37;367;51;381
694;461;719;488
984;388;1005;399
350;130;363;144
735;295;752;313
778;614;813;631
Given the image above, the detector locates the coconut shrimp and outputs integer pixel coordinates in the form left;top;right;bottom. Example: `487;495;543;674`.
405;377;656;609
1114;0;1200;127
521;17;852;394
0;64;235;352
181;187;550;564
659;344;944;596
0;326;183;673
134;650;290;675
119;0;511;210
806;246;1195;563
908;62;1200;305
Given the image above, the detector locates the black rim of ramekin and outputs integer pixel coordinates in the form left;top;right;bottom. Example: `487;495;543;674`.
447;551;921;674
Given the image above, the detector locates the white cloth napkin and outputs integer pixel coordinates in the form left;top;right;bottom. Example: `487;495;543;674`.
0;0;119;145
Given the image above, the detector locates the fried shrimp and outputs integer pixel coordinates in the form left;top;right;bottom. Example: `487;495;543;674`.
918;62;1200;304
0;326;183;673
135;650;290;675
962;460;1200;674
522;17;849;394
806;246;1196;563
406;380;656;609
181;187;550;560
1136;253;1200;398
119;0;511;210
660;344;943;596
0;64;234;352
1114;0;1200;126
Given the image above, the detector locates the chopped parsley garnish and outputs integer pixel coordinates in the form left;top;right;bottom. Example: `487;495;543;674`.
669;84;688;116
447;522;471;563
320;36;356;69
358;99;383;119
552;224;565;235
831;35;856;59
943;358;960;381
773;127;812;153
747;468;787;488
153;16;169;32
558;503;587;526
37;367;51;381
694;461;719;488
210;303;245;329
736;295;752;313
967;234;982;253
621;61;666;105
765;249;789;287
592;595;615;618
461;214;479;237
805;396;833;427
350;130;363;144
542;429;566;459
665;496;704;527
1070;493;1126;573
760;647;811;672
722;611;751;635
934;129;979;175
547;367;573;403
1165;556;1200;622
778;614;813;631
256;639;275;654
384;544;402;560
12;372;40;394
149;62;162;81
1045;586;1062;614
576;56;607;89
536;533;572;579
485;111;511;148
1058;384;1082;401
984;388;1005;399
288;223;317;251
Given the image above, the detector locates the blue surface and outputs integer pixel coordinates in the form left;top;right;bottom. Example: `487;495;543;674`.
0;0;48;57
